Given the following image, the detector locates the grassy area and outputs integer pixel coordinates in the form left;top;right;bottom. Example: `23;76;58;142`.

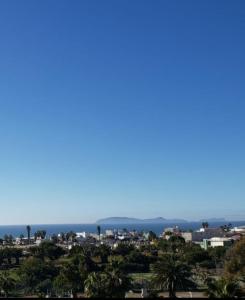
130;272;154;281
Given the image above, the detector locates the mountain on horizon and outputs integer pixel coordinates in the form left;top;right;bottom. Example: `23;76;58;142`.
95;217;230;225
96;217;188;224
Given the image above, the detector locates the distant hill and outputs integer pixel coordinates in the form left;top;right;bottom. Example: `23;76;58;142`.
96;217;188;225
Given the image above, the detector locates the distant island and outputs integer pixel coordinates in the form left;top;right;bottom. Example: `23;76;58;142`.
96;217;188;225
96;217;229;225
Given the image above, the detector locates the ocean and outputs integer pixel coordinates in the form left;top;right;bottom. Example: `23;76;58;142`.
0;221;244;238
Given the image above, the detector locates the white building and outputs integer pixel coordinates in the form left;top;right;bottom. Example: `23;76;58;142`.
201;237;233;250
230;226;245;234
76;232;87;239
209;237;233;247
105;230;114;237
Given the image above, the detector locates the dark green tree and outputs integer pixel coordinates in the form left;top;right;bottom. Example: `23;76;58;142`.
202;222;209;229
30;241;65;260
84;272;107;298
148;231;157;241
105;262;131;297
34;230;46;240
113;243;135;256
205;277;240;298
11;248;23;265
18;257;58;293
0;271;16;297
225;238;245;281
97;225;101;241
54;260;86;297
26;225;31;244
152;254;195;298
65;231;76;242
93;244;111;264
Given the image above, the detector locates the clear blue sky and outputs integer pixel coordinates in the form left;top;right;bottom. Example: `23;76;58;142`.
0;0;245;224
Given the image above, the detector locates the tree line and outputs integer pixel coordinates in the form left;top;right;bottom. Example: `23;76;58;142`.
0;234;244;298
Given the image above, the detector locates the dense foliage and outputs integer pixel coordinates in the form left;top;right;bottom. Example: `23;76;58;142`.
0;236;244;298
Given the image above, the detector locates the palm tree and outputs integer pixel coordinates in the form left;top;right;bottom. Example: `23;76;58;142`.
26;225;31;245
97;225;101;241
202;222;209;229
84;272;106;298
205;277;240;298
152;254;195;298
84;262;131;298
34;230;46;240
105;263;131;298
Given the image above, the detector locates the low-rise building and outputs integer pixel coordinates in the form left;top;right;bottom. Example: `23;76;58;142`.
163;226;181;240
181;232;193;242
230;226;245;234
181;227;224;242
76;232;87;239
201;237;233;250
105;230;114;237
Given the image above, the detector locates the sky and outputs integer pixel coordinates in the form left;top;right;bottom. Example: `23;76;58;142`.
0;0;245;225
